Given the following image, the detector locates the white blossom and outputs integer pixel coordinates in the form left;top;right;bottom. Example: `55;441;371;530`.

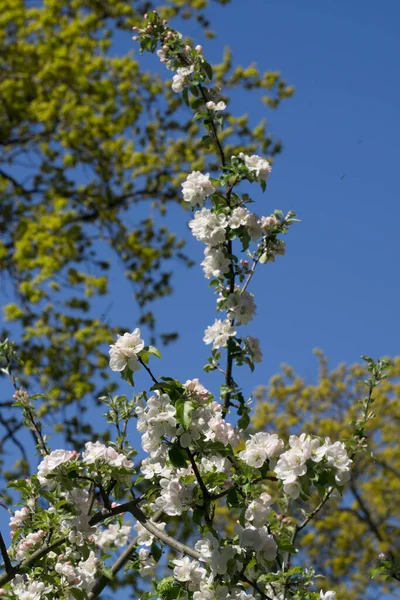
239;433;284;468
189;208;227;246
134;520;166;546
320;592;336;600
201;246;230;279
206;100;226;111
171;65;194;92
37;449;78;487
15;530;45;561
109;329;144;372
245;492;273;527
82;441;133;470
239;526;277;561
138;548;156;577
225;291;256;325
183;378;211;402
95;522;131;550
9;507;29;536
11;574;53;600
245;336;262;363
173;556;207;589
182;171;215;208
237;152;272;182
203;319;236;349
154;478;194;515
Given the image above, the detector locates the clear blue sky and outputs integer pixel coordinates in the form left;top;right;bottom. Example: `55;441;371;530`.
2;0;400;597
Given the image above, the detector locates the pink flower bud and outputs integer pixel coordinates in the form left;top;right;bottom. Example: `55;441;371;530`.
132;26;138;31
195;45;203;53
144;13;148;19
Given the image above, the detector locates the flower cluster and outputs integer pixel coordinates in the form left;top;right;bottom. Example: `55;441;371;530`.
109;328;144;373
0;12;364;600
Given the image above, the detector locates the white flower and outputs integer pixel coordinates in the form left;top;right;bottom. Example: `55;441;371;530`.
138;548;156;577
183;378;211;402
201;455;230;474
134;520;166;546
283;481;302;499
9;507;29;536
109;329;144;372
63;487;91;514
237;152;272;182
11;574;53;600
195;533;235;576
203;402;240;446
82;441;133;470
320;592;336;600
182;171;215;208
275;448;308;484
229;206;252;229
239;526;277;561
245;336;262;363
172;65;194;92
155;478;194;515
157;47;167;63
203;319;236;349
95;522;131;549
225;291;256;325
206;100;226;111
77;550;99;590
313;437;352;484
201;246;230;279
189;208;227;246
239;433;284;468
15;530;45;561
260;215;278;231
37;449;78;487
173;556;207;589
245;493;273;527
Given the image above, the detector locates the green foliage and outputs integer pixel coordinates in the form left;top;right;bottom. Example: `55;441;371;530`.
0;0;293;484
252;351;400;599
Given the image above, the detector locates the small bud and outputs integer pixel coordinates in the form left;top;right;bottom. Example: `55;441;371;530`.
185;45;191;52
144;13;148;18
195;44;203;53
378;552;387;560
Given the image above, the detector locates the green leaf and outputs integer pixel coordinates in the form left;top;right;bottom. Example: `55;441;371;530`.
100;565;114;581
121;367;134;386
146;345;162;359
169;444;188;468
203;62;213;80
226;487;241;508
151;542;163;563
182;87;190;106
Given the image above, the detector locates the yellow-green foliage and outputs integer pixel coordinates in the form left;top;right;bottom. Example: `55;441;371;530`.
0;0;293;417
253;350;400;599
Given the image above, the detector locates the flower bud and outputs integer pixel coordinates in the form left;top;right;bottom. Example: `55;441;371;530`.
195;44;203;53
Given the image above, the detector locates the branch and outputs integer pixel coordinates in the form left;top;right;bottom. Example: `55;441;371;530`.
296;488;334;533
350;482;383;542
0;533;14;576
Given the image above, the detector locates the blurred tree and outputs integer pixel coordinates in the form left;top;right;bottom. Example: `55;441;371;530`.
252;350;400;600
0;0;294;475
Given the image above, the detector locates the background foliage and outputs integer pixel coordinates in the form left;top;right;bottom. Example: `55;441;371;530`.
0;0;293;467
252;351;400;599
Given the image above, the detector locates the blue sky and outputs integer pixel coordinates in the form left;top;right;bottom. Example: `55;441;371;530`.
2;0;400;597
